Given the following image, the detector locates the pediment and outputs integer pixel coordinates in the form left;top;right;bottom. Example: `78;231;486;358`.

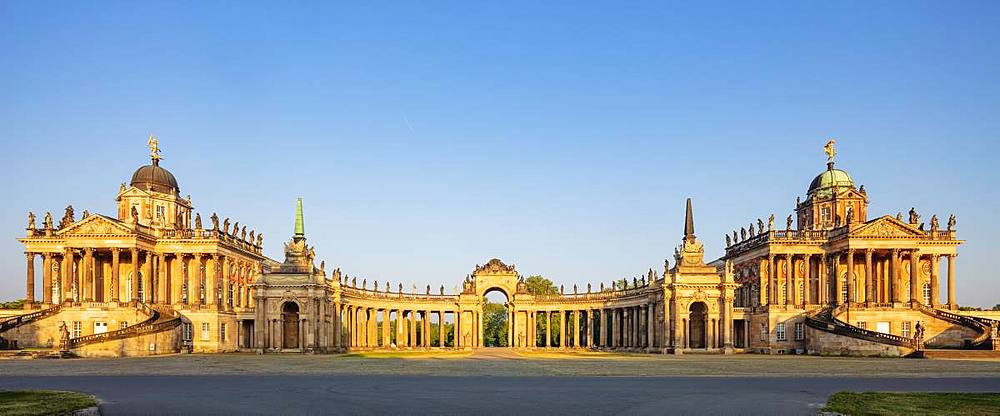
57;215;134;236
851;216;924;238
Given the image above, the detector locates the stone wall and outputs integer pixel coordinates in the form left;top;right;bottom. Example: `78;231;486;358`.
181;310;239;353
2;307;147;349
73;325;182;358
836;308;977;348
804;326;912;357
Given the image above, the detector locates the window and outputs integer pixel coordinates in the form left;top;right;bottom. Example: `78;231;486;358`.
923;283;932;305
776;323;786;341
136;272;144;303
794;322;804;341
841;279;849;303
778;284;786;305
182;323;193;341
120;321;129;329
228;284;235;307
201;322;210;341
156;205;165;220
902;322;912;338
799;283;805;304
858;321;867;330
820;206;832;224
72;321;82;338
760;323;767;340
220;323;227;342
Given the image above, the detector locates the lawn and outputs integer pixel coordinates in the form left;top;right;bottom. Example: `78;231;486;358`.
0;390;98;416
823;392;1000;416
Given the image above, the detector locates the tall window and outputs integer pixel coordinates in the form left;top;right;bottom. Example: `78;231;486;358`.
779;284;786;305
136;272;144;303
220;323;227;342
820;206;832;224
201;322;210;341
923;283;932;305
228;284;235;308
182;262;189;303
799;283;805;304
72;321;82;338
182;323;193;341
841;279;849;303
776;323;786;341
902;322;912;338
794;322;804;341
155;205;165;220
760;323;767;340
858;321;867;330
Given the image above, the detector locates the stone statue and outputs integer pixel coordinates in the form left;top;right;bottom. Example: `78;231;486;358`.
351;277;357;287
930;215;939;232
908;207;919;224
120;182;126;193
362;279;367;289
82;210;90;219
600;282;604;291
896;212;903;221
732;230;738;243
560;285;564;294
424;285;429;295
44;212;53;230
786;214;794;230
859;185;866;195
60;205;75;229
147;133;161;160
398;283;403;293
440;285;445;295
796;196;801;206
611;281;616;290
947;214;956;231
257;234;263;246
321;261;326;272
587;283;591;293
740;227;747;240
57;321;70;352
757;219;764;235
845;208;853;224
233;222;240;238
725;234;732;247
249;230;255;243
130;206;139;223
27;212;35;229
768;214;775;231
834;215;841;227
211;213;219;230
223;218;230;234
241;226;247;241
573;284;578;294
824;139;836;162
748;223;755;237
195;213;202;229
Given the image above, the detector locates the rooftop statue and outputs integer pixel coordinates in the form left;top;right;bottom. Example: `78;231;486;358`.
757;219;764;235
930;215;939;232
908;207;919;224
147;133;161;161
60;205;75;229
223;218;230;234
130;206;139;223
27;212;35;229
195;213;202;229
44;212;53;230
767;214;774;231
725;234;731;247
948;214;957;231
824;139;836;162
210;213;219;230
786;214;794;230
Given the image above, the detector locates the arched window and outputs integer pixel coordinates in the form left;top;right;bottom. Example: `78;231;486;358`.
923;283;932;305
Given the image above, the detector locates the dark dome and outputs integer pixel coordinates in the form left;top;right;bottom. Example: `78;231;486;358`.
807;165;854;198
130;160;179;193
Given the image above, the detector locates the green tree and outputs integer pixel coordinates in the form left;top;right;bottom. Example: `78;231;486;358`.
0;299;25;309
483;302;508;347
992;304;1000;312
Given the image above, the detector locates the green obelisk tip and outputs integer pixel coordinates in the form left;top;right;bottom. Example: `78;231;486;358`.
294;198;305;238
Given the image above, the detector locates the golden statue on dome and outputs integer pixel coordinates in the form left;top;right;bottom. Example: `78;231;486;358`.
147;133;162;161
824;139;836;162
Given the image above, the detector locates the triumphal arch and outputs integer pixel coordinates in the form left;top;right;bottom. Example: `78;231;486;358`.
2;139;997;357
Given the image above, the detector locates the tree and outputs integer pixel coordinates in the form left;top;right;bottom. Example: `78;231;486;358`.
525;275;557;296
482;302;508;347
0;299;25;309
992;304;1000;312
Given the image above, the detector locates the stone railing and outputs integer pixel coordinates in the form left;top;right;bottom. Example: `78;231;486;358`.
68;303;179;349
341;286;458;301
533;285;656;302
160;229;262;254
804;305;916;349
915;304;994;349
0;304;62;333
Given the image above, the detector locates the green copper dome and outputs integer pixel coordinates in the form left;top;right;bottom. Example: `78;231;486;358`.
808;164;855;198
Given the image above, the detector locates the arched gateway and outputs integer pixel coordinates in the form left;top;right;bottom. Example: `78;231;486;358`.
252;198;736;354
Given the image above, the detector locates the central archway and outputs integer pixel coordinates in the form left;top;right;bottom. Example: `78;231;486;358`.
482;288;511;347
282;302;300;349
688;302;708;349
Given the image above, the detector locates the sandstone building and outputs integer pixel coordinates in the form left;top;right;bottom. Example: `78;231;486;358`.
1;139;996;357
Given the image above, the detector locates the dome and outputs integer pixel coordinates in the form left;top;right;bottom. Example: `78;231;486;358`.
130;160;179;194
807;164;854;198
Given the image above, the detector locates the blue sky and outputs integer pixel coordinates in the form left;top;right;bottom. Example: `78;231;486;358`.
1;2;998;305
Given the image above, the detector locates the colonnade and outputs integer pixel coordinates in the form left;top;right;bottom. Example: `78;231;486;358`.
336;305;462;350
23;249;257;310
732;250;956;309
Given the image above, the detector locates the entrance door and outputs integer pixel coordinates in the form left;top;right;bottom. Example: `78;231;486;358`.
688;302;708;349
94;322;108;335
282;302;300;349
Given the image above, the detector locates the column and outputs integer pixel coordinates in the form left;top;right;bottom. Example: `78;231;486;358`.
25;253;35;306
833;252;843;304
864;249;873;304
129;249;138;303
189;254;201;306
573;310;580;348
559;310;566;349
439;310;446;348
845;249;855;304
909;250;920;305
424;310;432;348
599;309;608;348
611;309;619;348
82;248;93;302
409;310;416;349
784;253;793;306
157;253;168;304
220;257;231;310
454;309;461;349
768;255;776;305
545;311;551;348
647;305;655;349
891;249;901;303
394;310;404;348
930;255;940;308
477;310;483;348
110;249;120;303
803;255;811;306
819;253;827;304
42;253;53;305
207;255;219;308
947;255;956;310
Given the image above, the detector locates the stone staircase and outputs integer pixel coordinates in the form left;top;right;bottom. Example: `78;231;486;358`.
0;304;63;349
